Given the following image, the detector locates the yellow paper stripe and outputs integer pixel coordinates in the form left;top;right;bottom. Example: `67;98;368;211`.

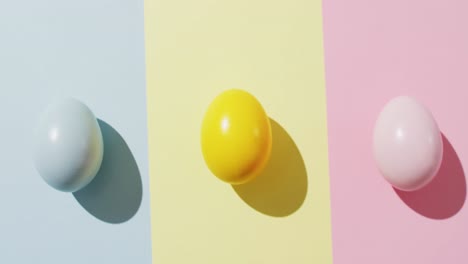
145;0;333;262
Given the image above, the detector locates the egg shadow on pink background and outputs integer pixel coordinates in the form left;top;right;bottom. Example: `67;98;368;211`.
394;133;466;219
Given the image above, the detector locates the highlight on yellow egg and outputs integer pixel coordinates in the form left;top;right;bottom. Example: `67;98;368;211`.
201;89;272;185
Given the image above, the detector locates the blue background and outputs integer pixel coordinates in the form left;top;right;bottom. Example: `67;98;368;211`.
0;0;152;262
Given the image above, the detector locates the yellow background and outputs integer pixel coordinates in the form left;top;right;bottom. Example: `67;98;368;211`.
145;0;333;262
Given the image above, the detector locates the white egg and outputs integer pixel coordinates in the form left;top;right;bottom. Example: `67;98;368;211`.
33;98;104;192
373;96;443;191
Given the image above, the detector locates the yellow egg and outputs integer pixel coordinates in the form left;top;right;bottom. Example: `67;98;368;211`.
201;89;272;185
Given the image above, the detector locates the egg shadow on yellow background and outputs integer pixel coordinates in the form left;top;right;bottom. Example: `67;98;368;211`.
233;118;308;217
73;120;143;224
394;133;466;219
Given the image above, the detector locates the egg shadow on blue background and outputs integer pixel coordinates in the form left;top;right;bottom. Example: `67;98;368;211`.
73;119;142;224
394;133;466;219
233;118;308;217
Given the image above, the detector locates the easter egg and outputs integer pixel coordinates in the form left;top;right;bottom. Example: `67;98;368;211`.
201;89;272;185
373;96;443;191
33;98;104;192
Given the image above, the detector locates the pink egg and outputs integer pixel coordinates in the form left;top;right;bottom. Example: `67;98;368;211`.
373;96;443;191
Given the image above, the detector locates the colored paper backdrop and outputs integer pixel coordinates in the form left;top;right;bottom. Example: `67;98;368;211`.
145;0;333;262
4;0;468;262
0;0;152;262
324;0;468;262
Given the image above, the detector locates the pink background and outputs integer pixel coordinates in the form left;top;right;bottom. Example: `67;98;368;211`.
323;0;468;262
